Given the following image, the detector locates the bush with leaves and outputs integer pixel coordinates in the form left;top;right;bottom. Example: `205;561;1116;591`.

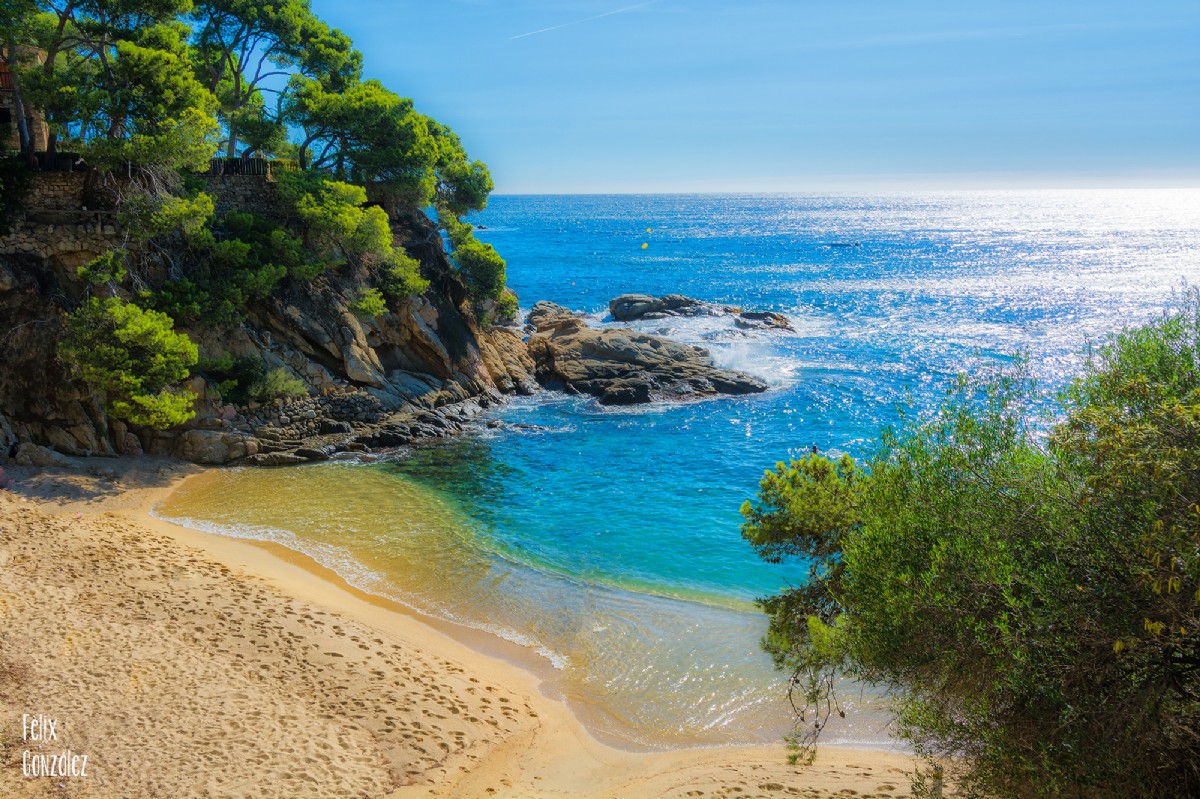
59;297;198;429
119;190;216;243
291;178;392;267
439;211;506;303
743;290;1200;799
76;251;128;287
199;354;307;404
282;174;429;293
258;367;308;400
150;211;303;324
350;287;387;318
381;249;428;299
494;290;519;324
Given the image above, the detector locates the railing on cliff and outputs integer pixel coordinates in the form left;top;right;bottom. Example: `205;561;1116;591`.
19;153;304;176
32;152;85;172
205;157;300;177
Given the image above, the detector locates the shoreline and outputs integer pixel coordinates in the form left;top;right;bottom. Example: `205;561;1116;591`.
0;457;923;798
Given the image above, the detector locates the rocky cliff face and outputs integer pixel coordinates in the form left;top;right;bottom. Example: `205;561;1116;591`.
0;173;536;464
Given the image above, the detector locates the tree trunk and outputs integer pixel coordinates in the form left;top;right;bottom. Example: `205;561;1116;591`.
226;69;242;158
225;116;238;158
4;44;36;167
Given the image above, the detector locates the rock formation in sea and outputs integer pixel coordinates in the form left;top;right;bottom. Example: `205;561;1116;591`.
608;292;793;331
525;301;769;405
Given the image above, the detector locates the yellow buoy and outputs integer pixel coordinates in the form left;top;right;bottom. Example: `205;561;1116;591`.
641;242;648;249
646;227;652;233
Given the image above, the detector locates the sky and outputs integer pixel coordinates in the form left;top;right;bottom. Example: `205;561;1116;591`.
308;0;1200;193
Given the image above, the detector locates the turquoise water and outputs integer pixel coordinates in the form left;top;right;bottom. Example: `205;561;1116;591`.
159;190;1200;749
469;189;1200;604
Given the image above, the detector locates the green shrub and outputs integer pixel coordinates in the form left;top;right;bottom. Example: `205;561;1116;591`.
200;355;307;404
59;297;198;429
350;287;388;318
198;354;263;405
77;251;128;286
284;176;429;297
743;290;1200;798
258;367;308;400
120;190;215;243
453;235;506;302
437;209;506;303
291;179;388;266
382;250;429;298
495;290;519;324
150;212;301;325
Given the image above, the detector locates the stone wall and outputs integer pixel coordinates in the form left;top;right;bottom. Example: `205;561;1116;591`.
16;171;96;210
0;173;121;260
201;174;285;220
0;171;287;260
0;217;123;261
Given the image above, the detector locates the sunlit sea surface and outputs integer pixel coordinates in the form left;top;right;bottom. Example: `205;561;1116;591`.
156;190;1200;749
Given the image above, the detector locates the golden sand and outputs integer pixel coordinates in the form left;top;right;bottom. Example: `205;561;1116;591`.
0;457;922;798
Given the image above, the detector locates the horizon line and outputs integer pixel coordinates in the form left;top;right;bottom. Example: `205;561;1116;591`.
488;185;1200;197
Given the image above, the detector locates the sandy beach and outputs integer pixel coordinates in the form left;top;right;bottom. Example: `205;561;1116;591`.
0;457;923;798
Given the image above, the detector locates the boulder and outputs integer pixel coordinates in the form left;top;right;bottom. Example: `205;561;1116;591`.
735;310;793;331
243;451;311;467
608;293;664;321
479;326;539;395
294;446;333;461
13;443;80;468
608;293;793;330
526;311;768;405
527;301;581;332
173;429;259;465
609;293;714;321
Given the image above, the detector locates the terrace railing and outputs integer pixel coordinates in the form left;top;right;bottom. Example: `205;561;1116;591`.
205;157;300;177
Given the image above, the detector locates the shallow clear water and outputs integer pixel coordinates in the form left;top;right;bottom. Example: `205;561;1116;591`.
157;190;1200;749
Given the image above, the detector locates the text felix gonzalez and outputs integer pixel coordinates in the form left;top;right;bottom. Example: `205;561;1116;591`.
21;714;89;779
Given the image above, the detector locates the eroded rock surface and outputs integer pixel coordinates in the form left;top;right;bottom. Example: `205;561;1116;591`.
525;302;768;405
608;292;793;331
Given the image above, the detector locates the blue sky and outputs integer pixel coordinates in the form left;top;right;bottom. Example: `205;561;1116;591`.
310;0;1199;193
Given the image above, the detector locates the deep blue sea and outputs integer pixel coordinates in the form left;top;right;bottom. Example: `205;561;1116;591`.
158;190;1200;749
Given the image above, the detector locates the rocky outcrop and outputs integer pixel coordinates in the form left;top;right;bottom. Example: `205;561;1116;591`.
608;292;793;331
525;302;769;405
0;174;538;465
609;293;714;321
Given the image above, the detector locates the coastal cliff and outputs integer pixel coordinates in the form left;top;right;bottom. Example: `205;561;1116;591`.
0;171;536;465
0;174;774;467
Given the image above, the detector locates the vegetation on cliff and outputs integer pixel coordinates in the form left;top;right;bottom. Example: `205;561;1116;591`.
59;296;199;428
2;0;510;429
743;289;1200;798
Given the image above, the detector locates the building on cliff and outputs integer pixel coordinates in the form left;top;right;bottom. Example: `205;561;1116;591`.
0;47;49;153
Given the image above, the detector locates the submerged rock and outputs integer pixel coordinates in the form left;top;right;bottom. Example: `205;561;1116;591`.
734;310;793;331
525;301;768;405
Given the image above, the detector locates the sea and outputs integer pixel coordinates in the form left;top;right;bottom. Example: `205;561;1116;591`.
155;190;1200;751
